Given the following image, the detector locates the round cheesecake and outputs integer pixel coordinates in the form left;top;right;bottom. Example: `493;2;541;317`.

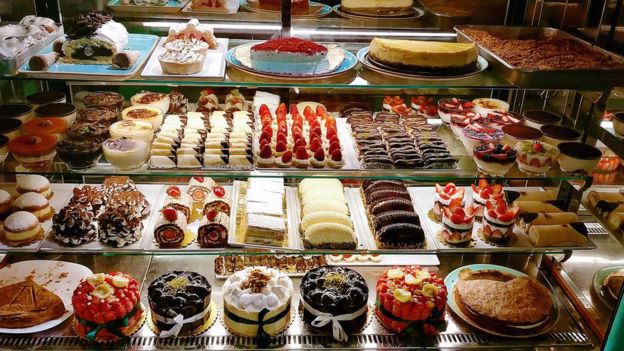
342;0;413;15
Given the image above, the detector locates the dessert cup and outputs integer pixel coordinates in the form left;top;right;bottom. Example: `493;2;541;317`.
9;133;58;169
515;140;559;175
26;91;66;109
0;118;23;141
485;111;523;130
472;98;510;116
109;120;154;142
462;125;504;153
473;143;518;176
437;98;474;124
57;138;103;170
557;142;601;174
35;103;76;126
102;137;149;171
121;106;164;130
83;91;125;112
540;125;581;146
522;110;562;129
501;125;543;145
23;117;66;141
0;103;34;123
450;111;488;138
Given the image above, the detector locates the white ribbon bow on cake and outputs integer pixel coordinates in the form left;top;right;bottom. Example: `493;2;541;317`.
153;304;211;338
301;299;368;342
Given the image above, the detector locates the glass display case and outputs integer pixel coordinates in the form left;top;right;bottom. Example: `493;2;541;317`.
0;0;623;349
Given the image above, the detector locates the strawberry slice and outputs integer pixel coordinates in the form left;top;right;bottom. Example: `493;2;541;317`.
206;209;218;221
450;213;463;224
290;104;299;116
276;103;287;115
193;176;204;182
166;185;181;197
259;104;270;116
316;105;326;116
444;183;456;195
213;186;226;198
303;106;314;119
295;138;307;149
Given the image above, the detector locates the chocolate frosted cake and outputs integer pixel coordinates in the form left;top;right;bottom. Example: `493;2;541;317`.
62;11;128;65
148;271;212;336
109;190;150;219
52;204;98;246
97;205;143;247
300;266;368;341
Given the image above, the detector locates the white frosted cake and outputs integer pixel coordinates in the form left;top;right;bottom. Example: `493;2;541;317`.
342;0;413;15
62;11;128;65
249;37;328;75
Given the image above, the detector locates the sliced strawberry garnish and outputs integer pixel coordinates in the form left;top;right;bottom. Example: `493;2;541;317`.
454;207;465;217
425;105;437;116
290;104;299;116
532;141;545;153
281;150;293;163
213;186;225;198
295;146;308;160
491;184;503;194
166;185;181;197
444;183;456;195
314;148;325;161
276;103;287;115
259;104;270;116
259;144;272;158
303;106;314;119
450;213;463;224
310;138;322;152
162;207;178;221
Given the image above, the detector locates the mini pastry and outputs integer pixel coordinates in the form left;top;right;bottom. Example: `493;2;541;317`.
517;212;578;233
9;134;58;169
163;185;192;222
0;189;11;220
203;185;230;216
83;91;125;112
516;140;559;174
154;207;187;248
433;183;464;222
77;108;119;126
470;180;503;220
276;150;293;168
98;205;144;248
68;185;107;215
57;138;103;170
1;211;43;246
293;146;310;168
166;19;217;49
12;192;54;222
462;124;504;152
187;176;215;203
112;50;139;70
441;198;475;245
66;121;110;142
528;223;589;247
16;174;52;199
109;120;154;142
327;149;344;169
109;190;150;219
52;204;98;246
257;144;275;167
482;200;520;243
28;52;59;71
309;148;325;168
164;38;209;56
197;209;229;248
437;97;475;124
513;200;563;214
130;91;170;117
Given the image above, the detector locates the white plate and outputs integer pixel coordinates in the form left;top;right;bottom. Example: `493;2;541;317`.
0;183;74;252
0;260;92;334
39;184;165;252
141;37;229;80
326;254;440;266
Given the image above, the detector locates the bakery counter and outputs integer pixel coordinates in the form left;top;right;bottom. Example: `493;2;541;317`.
0;253;596;350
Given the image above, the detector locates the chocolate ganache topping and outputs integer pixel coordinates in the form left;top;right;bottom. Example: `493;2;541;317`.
67;11;113;40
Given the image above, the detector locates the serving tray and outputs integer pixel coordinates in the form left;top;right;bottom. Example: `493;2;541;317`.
455;25;624;88
107;0;190;13
0;24;64;77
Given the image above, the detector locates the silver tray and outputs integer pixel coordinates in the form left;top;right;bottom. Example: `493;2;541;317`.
455;25;624;89
0;24;64;77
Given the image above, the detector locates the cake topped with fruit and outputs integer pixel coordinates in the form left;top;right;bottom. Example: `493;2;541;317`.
411;96;437;117
437;97;474;124
473;143;518;176
258;0;310;15
470;179;504;219
449;110;487;137
433;183;464;221
485;111;523;129
166;18;217;49
72;272;143;342
375;266;447;336
441;198;475;245
515;140;559;175
249;38;329;75
482;199;520;243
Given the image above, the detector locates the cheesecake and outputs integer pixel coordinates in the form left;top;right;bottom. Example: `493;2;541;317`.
342;0;413;15
368;38;478;74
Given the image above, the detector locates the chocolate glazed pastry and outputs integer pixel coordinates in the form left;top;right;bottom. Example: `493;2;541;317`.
148;271;212;336
300;266;368;342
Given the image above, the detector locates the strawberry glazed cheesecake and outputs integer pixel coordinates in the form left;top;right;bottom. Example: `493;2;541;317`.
249;37;328;75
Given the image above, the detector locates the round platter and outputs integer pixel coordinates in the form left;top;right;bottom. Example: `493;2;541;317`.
333;5;424;20
240;0;332;18
357;46;488;80
592;264;624;310
0;260;93;334
226;44;357;80
444;263;560;339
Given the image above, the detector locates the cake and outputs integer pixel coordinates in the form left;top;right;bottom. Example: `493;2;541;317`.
203;185;230;216
12;192;53;222
482;200;520;244
62;11;128;65
368;38;478;74
197;210;229;248
121;105;164;129
222;267;293;341
515;140;559;174
109;190;150;219
470;180;503;220
342;0;412;15
375;266;447;336
362;180;425;249
83;91;124;112
148;271;212;337
67;185;107;215
190;0;239;14
1;211;43;246
242;179;286;247
166;19;217;49
130;91;170;117
0;279;66;328
441;198;475;245
163;185;192;222
98;204;144;247
454;268;553;335
298;179;356;249
249;38;328;75
300;266;368;341
154;207;187;248
52;204;98;246
187;176;216;203
473;143;518;176
258;0;310;15
0;189;11;220
72;272;143;342
432;183;464;222
9;134;58;169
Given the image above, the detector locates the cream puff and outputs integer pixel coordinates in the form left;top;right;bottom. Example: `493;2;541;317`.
1;211;43;246
12;192;54;222
16;174;52;199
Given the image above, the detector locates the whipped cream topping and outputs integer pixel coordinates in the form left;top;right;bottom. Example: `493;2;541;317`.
4;211;39;231
223;267;293;312
94;20;128;53
168;19;214;37
165;38;208;53
13;192;49;209
159;49;204;64
18;174;49;191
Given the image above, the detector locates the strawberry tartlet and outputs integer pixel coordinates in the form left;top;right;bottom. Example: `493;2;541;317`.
437;98;474;124
483;199;520;244
433;183;465;222
441;198;475;245
72;272;143;342
375;266;447;336
470;179;504;220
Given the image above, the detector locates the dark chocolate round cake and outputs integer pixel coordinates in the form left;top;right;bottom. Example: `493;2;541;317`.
148;271;212;336
300;266;368;341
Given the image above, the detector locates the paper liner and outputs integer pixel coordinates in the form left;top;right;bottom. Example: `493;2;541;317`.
147;300;218;337
435;230;476;248
72;303;147;343
219;302;297;339
476;228;514;247
297;301;373;339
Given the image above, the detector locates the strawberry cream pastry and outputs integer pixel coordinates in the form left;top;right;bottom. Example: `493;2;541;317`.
482;199;520;244
383;96;412;116
441;198;475;246
470;179;503;220
166;19;217;49
433;183;465;222
411;96;438;117
449;110;487;138
72;272;143;342
437;98;474;124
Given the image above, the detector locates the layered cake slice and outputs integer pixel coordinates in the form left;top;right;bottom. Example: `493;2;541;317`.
342;0;413;15
368;38;478;74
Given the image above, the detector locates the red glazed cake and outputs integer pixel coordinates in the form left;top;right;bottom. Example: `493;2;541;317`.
258;0;310;15
250;38;328;75
72;272;143;342
375;266;447;336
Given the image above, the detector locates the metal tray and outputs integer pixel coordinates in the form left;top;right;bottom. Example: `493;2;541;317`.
455;25;624;89
0;24;64;77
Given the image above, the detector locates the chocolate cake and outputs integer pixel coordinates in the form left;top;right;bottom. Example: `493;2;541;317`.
148;271;212;336
52;204;98;246
300;266;368;341
97;205;143;247
62;11;128;65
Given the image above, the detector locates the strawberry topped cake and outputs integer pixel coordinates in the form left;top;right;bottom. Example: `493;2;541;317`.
437;98;474;124
249;37;328;75
482;199;520;243
72;272;143;342
375;266;447;336
449;110;487;138
411;96;438;117
441;198;475;245
470;179;504;220
433;183;464;222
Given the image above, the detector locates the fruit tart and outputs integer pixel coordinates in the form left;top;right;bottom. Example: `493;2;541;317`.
470;179;504;220
441;198;475;245
72;272;143;342
375;266;447;336
437;98;474;124
515;140;559;175
432;183;465;222
482;199;520;244
473;143;518;176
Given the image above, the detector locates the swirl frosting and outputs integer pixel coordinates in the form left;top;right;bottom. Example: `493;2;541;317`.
223;267;293;312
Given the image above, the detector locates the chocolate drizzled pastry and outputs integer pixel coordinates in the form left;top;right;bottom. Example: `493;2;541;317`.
98;205;143;247
52;204;98;246
68;185;106;215
67;11;113;40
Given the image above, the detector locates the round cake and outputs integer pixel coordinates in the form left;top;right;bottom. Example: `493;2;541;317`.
222;267;293;340
249;37;328;75
300;266;368;341
148;271;212;337
375;266;447;336
72;272;143;342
